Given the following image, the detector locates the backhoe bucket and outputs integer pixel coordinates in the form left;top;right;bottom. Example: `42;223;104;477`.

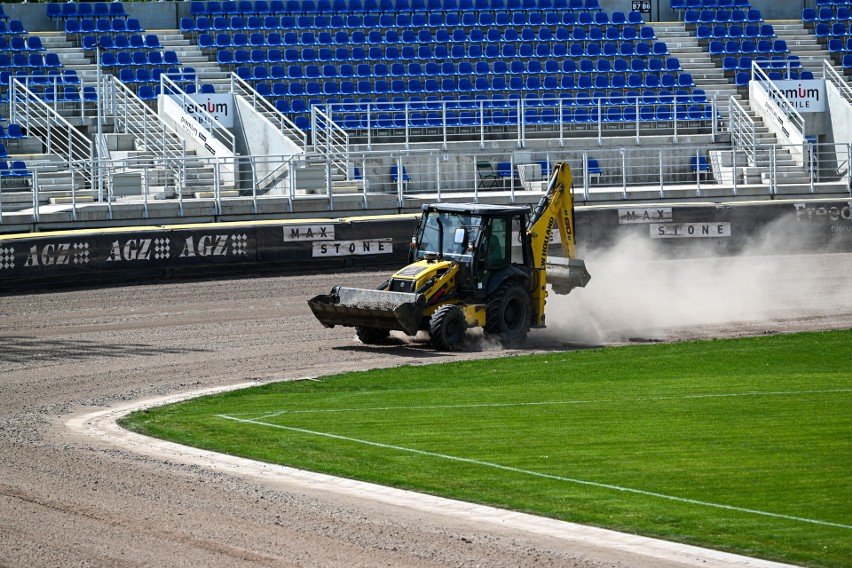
546;257;591;295
308;286;426;336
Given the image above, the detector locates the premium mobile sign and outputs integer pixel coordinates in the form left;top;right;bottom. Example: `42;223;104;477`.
767;80;825;113
172;94;234;128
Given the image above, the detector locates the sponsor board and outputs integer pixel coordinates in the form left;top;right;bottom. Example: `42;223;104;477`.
766;80;825;113
618;207;673;224
282;225;335;241
312;238;394;257
651;222;732;239
0;233;250;272
15;241;93;268
794;201;852;234
171;94;234;128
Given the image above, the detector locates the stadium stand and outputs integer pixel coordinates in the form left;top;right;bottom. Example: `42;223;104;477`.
0;0;848;231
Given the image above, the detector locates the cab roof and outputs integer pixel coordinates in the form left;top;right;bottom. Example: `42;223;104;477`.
422;202;531;216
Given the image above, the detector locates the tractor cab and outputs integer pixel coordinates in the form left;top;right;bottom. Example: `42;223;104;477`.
411;203;534;299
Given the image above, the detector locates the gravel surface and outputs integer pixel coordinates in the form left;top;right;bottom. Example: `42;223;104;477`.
1;253;850;568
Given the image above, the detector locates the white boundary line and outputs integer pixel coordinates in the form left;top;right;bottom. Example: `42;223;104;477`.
66;381;804;568
219;414;851;531
234;388;852;421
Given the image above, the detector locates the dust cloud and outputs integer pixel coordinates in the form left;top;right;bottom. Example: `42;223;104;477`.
541;233;852;346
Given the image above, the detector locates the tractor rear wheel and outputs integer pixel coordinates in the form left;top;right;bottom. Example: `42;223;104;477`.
355;326;391;345
429;305;466;351
485;281;531;347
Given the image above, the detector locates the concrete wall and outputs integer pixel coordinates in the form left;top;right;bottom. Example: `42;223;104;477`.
824;81;852;183
2;199;850;292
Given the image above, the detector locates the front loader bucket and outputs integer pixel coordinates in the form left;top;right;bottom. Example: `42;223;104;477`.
546;257;591;295
308;286;426;336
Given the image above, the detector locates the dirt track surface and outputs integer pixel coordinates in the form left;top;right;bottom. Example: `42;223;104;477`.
2;253;851;568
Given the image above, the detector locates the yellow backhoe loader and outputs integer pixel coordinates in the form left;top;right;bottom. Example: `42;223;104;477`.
308;162;590;350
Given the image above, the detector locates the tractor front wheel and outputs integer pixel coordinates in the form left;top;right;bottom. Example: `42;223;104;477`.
355;326;391;345
485;281;531;347
429;305;466;351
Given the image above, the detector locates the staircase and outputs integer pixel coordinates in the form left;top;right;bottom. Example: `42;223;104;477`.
17;29;237;203
652;20;817;187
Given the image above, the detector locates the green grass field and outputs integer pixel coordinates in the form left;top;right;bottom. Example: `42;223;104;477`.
121;330;852;567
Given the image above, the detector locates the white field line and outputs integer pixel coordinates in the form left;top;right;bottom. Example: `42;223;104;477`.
218;413;852;531
224;388;852;421
66;383;804;568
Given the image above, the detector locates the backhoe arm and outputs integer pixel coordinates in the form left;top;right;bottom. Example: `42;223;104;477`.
528;162;578;267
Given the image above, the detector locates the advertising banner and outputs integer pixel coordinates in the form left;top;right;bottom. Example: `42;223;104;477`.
766;80;826;113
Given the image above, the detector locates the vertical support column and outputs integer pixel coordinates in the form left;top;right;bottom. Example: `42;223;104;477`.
848;143;852;196
396;154;404;208
695;149;702;198
731;145;738;197
31;171;40;224
143;165;149;219
326;155;334;211
70;168;76;222
435;153;442;202
769;144;778;195
478;100;485;150
178;140;185;217
213;159;221;216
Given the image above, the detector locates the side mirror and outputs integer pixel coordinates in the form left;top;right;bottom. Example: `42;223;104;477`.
453;227;466;244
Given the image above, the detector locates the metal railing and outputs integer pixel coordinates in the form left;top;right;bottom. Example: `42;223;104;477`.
823;59;852;109
161;74;236;153
317;94;722;150
728;95;757;165
107;75;186;196
3;141;849;227
311;105;350;178
8;78;94;179
230;73;308;152
751;60;807;138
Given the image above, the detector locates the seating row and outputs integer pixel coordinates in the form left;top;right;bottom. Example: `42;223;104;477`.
183;10;634;33
733;69;809;86
671;0;750;9
2;69;81;87
238;51;681;75
189;0;602;17
64;19;145;36
696;23;775;40
708;38;789;55
0;124;24;139
198;25;656;49
0;36;45;53
47;2;128;22
0;161;31;178
82;34;163;52
118;68;214;88
227;57;683;82
100;51;182;68
236;71;696;94
828;37;852;53
816;22;852;37
684;9;763;25
0;53;62;70
803;6;852;24
29;85;98;105
0;21;27;36
210;41;670;64
722;55;811;77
